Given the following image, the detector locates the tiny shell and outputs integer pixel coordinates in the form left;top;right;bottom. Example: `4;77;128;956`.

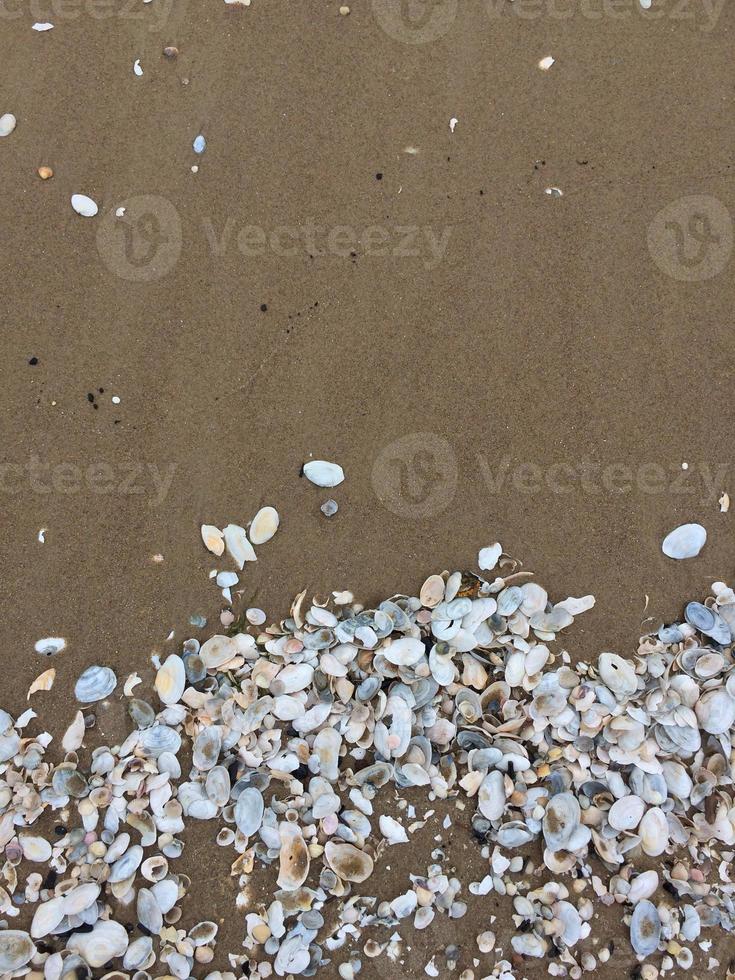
0;113;17;137
249;506;280;544
71;193;98;217
34;636;66;655
303;460;345;487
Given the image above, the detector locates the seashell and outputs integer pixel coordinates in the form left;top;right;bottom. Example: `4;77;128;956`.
0;112;17;137
200;524;224;556
137;887;163;934
52;765;88;798
303;459;344;487
62;710;86;751
109;844;143;882
193;726;222;771
128;699;155;729
662;523;706;560
249;506;280;544
19;834;52;863
189;921;218;946
696;688;735;735
277;823;310;891
598;652;638;699
68;920;129;968
199;634;237;668
71;193;98;217
379;814;408;844
420;574;445;608
608;795;645;831
511;934;548;958
628;870;658;905
155;655;186;705
150;878;179;914
314;728;341;781
234;787;264;837
222;523;256;569
75;665;117;702
123;936;153;971
477;770;506;822
31;896;66;938
478;543;502;571
34;636;66;656
138;725;181;758
271;663;314;695
193;133;206;153
684;601;730;644
0;931;36;972
630;900;661;957
384;636;425;666
205;765;230;807
324;841;374;883
0;731;20;762
543;792;581;851
62;883;100;916
638;807;668;856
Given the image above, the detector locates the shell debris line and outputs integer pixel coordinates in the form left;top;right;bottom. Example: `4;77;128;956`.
3;539;735;979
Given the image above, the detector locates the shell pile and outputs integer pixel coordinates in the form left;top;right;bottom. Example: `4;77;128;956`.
3;547;735;979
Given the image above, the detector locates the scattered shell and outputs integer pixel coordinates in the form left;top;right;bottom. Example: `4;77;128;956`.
630;900;661;957
303;459;345;487
38;164;54;179
201;524;224;556
662;522;706;559
223;523;256;568
155;654;186;705
71;193;98;217
249;506;280;544
0;931;36;972
478;543;502;571
193;134;206;153
28;668;56;698
67;921;129;968
0;113;17;137
34;636;66;656
324;841;374;882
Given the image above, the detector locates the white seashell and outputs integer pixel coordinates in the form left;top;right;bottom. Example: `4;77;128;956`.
662;523;706;560
250;506;280;544
630;900;661;957
277;822;310;891
123;935;153;971
303;460;345;487
478;543;502;571
0;113;17;137
420;574;445;608
538;55;555;70
71;193;98;217
384;636;425;666
478;770;506;822
324;841;374;883
696;688;735;735
19;835;52;863
34;636;66;655
598;652;638;699
223;523;256;568
137;887;163;933
628;870;659;905
62;710;86;752
511;934;547;957
155;654;186;705
62;883;100;916
68;920;129;967
235;787;264;837
543;792;581;851
138;724;181;758
150;878;179;914
271;663;314;695
193;134;206;153
33;21;54;29
638;806;668;856
74;665;117;702
201;524;224;555
0;931;36;972
379;814;408;844
608;795;645;831
314;727;341;781
31;896;65;938
193;726;222;771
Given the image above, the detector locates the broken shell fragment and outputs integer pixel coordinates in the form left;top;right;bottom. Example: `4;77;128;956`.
223;523;256;568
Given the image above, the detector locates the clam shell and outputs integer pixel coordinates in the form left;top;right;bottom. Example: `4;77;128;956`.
542;792;581;851
193;726;222;771
123;936;153;971
249;506;280;544
19;834;52;863
234;787;264;837
200;524;224;556
199;634;238;669
0;931;36;972
75;665;117;702
67;921;129;968
223;523;256;569
155;654;186;705
71;193;99;218
137;724;181;758
324;841;374;883
277;823;310;891
384;636;425;666
630;900;661;957
598;652;638;698
608;795;644;831
478;543;502;571
662;523;706;560
303;460;345;487
477;770;506;822
0;112;17;137
137;887;163;933
696;688;735;735
639;806;668;856
271;663;314;695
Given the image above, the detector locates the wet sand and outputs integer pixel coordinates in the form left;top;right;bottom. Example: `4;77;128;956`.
2;0;735;976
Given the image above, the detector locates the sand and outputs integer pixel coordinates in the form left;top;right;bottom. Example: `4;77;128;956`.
2;0;735;976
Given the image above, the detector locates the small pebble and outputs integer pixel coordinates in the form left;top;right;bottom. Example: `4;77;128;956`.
321;499;338;517
339;4;350;12
37;166;53;180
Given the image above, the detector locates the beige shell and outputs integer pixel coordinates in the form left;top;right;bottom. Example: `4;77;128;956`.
324;841;374;883
249;506;280;545
277;823;310;891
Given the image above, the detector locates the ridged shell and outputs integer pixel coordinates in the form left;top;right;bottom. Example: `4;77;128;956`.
74;665;117;703
137;725;181;758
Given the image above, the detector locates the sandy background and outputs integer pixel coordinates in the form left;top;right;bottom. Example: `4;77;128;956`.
2;0;734;975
